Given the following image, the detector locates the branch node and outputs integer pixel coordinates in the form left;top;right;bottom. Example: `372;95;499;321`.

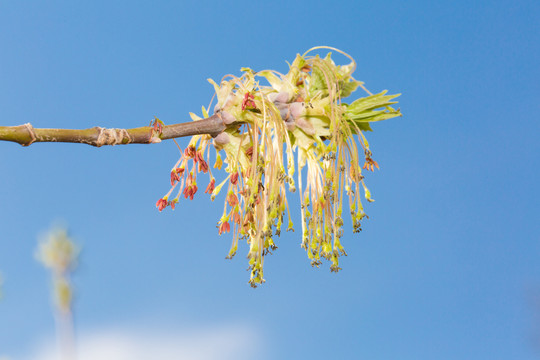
213;111;229;138
95;127;132;147
22;123;36;147
215;111;227;127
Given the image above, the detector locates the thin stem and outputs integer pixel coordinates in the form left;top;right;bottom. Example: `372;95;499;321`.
0;114;226;147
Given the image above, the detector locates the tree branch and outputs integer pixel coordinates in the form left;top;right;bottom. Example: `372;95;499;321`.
0;114;226;147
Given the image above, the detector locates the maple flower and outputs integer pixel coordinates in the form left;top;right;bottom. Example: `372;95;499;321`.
156;47;402;287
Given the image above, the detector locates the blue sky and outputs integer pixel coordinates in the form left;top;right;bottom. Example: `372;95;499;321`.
1;0;539;359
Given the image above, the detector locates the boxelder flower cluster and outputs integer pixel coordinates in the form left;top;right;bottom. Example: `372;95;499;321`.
157;47;401;287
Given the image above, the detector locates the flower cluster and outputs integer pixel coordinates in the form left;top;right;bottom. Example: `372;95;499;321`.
157;47;401;287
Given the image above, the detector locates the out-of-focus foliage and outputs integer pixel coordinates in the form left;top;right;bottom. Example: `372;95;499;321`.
36;226;79;312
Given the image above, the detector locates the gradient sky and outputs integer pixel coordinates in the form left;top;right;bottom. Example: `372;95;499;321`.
1;1;539;359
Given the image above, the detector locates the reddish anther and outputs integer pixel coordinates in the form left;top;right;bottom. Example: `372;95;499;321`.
170;170;181;186
205;178;216;194
245;146;253;160
184;145;196;159
156;198;168;211
232;211;241;225
183;173;198;200
198;158;209;173
183;185;197;200
230;172;239;185
227;192;239;207
186;173;193;186
241;92;256;110
219;221;231;235
197;151;205;163
199;161;208;173
362;158;379;172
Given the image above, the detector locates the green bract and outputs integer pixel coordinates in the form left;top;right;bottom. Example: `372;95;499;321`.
159;47;401;287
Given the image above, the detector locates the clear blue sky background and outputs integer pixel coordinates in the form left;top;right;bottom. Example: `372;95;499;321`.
1;1;539;359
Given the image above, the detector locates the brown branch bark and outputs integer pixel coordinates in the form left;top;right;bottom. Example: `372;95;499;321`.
0;114;226;147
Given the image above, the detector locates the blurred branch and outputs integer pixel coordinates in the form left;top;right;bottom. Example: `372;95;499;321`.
36;226;80;360
0;114;226;147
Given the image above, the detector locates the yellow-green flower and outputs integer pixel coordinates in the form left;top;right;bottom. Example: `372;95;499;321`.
158;47;401;287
